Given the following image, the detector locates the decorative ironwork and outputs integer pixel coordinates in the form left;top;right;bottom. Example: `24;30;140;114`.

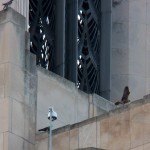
29;0;55;70
77;0;101;94
29;0;103;95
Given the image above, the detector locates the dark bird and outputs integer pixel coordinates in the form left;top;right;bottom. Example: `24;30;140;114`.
2;0;14;10
115;86;130;105
38;127;49;132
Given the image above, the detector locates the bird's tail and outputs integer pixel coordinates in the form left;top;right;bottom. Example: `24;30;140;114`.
115;101;122;105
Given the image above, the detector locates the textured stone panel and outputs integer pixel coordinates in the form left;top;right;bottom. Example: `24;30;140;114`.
143;103;150;144
4;132;24;150
79;122;96;148
12;100;25;138
96;120;101;148
108;111;130;150
112;0;129;23
131;146;143;150
129;23;146;75
5;63;24;103
0;23;9;64
36;138;48;150
112;22;129;49
0;99;12;133
144;142;150;150
0;64;4;85
0;22;25;67
24;105;35;144
53;131;69;150
0;133;3;150
76;90;89;122
146;2;150;25
70;128;79;150
129;0;146;23
24;140;35;150
112;48;129;77
100;118;109;150
130;105;144;148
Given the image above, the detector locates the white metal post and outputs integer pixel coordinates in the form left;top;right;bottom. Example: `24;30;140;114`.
49;108;52;150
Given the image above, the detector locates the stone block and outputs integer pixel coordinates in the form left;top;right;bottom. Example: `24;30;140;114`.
129;22;146;55
24;71;37;109
24;105;35;144
70;128;79;150
112;22;129;49
100;118;109;150
36;137;48;150
0;23;9;64
146;25;150;54
146;2;150;25
112;0;129;22
0;133;3;150
96;120;101;148
108;111;130;150
12;99;25;138
79;122;96;148
131;146;143;150
24;140;35;150
143;103;150;144
0;86;4;99
5;63;24;103
4;132;24;150
130;105;145;148
76;89;89;122
0;22;25;67
0;64;4;85
0;98;12;133
52;131;69;150
144;143;150;150
129;0;146;23
111;48;129;75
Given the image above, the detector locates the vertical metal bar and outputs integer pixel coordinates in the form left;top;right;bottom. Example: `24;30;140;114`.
65;0;78;83
49;109;52;150
100;0;111;100
53;0;66;77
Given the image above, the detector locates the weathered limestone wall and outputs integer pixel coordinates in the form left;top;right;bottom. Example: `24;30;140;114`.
36;95;150;150
0;8;36;150
111;0;150;102
37;67;115;131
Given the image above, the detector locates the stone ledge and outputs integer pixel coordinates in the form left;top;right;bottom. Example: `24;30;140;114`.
36;93;150;138
0;8;25;29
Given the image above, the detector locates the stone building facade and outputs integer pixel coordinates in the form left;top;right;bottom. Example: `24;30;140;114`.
0;0;150;150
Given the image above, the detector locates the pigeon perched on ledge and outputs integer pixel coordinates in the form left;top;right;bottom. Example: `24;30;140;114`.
115;86;130;105
3;0;14;10
38;127;49;132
